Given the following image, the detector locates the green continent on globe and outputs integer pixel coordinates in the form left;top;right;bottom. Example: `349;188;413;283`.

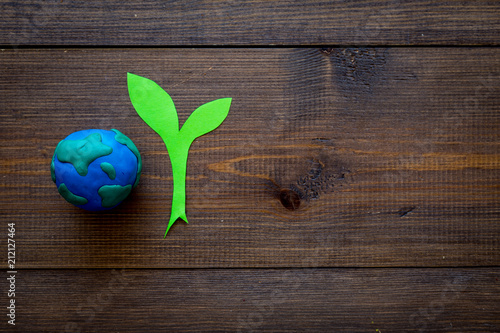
100;162;116;180
55;133;113;176
57;183;88;205
98;184;132;208
111;129;142;188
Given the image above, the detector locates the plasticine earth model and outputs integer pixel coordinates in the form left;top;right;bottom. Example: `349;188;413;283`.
51;129;142;211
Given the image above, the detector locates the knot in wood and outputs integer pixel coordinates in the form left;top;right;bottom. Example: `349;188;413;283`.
279;189;301;211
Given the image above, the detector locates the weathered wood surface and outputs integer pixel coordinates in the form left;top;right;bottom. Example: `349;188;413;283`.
6;268;499;332
1;48;499;269
1;1;499;330
1;1;500;46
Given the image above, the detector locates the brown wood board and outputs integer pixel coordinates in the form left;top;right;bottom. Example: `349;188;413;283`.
4;268;499;332
1;48;499;269
1;1;500;46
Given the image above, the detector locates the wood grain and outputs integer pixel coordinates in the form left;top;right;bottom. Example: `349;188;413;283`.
1;0;500;46
1;1;499;331
1;48;498;269
6;268;499;332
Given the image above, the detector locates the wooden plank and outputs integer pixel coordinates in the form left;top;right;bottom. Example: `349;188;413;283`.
1;1;500;46
1;48;499;268
9;268;500;332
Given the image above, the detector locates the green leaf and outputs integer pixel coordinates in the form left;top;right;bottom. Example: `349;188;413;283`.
180;98;232;144
127;73;179;139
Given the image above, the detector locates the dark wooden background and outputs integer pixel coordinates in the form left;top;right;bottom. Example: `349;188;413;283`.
1;1;499;332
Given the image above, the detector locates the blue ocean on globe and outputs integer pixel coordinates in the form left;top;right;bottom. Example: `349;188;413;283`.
51;129;141;211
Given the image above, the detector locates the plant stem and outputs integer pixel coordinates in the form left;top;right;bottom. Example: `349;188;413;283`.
164;140;190;237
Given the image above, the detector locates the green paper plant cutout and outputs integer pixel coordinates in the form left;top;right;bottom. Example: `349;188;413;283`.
127;73;231;237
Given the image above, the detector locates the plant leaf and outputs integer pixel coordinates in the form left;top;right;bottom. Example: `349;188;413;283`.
127;72;179;139
180;98;232;144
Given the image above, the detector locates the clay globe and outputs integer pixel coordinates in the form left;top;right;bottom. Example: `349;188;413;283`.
51;129;142;211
